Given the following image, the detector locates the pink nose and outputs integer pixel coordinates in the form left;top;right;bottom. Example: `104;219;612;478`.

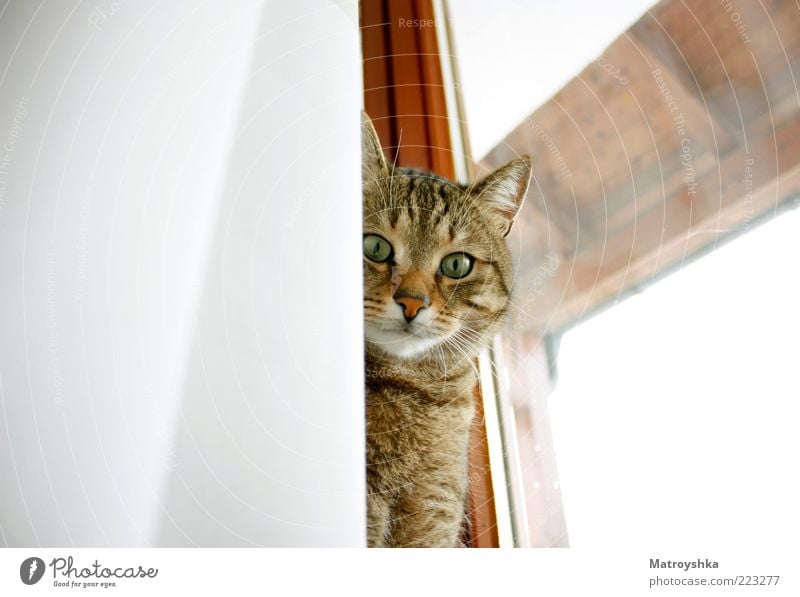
394;291;429;321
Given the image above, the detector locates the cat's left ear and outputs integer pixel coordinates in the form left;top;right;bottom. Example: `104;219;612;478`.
470;157;532;237
361;111;389;186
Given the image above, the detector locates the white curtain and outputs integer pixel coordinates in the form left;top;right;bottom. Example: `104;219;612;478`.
0;0;364;547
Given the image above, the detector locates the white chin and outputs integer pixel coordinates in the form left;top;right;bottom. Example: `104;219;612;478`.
365;326;440;359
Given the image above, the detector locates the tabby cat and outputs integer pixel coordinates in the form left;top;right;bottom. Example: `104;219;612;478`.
362;113;531;547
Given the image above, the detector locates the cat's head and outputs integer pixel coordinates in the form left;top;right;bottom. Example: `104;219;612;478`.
361;113;531;360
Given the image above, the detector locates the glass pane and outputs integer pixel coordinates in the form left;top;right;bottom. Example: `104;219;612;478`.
550;207;800;548
448;0;800;548
449;0;655;157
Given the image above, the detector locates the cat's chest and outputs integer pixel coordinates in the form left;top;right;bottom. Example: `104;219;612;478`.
365;363;475;411
366;369;475;450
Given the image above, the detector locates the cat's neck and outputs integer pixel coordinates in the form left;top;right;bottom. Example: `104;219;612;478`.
365;341;479;385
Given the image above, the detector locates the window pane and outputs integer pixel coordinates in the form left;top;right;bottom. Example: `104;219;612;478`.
549;208;800;548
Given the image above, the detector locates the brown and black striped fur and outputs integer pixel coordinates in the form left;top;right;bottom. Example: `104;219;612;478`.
361;113;531;547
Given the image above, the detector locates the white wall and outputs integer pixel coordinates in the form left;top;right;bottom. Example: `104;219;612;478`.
0;0;364;547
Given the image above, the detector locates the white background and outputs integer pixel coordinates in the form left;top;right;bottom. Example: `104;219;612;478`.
1;547;797;596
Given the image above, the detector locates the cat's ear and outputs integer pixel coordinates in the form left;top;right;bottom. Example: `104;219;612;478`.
361;111;389;185
470;157;532;236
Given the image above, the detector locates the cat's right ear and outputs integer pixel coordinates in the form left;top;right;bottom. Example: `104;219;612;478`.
362;111;389;185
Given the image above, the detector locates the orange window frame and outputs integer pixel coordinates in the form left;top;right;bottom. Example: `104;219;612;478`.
360;0;499;548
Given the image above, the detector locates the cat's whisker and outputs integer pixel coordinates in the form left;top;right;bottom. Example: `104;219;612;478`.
441;337;480;378
451;335;479;357
436;344;448;381
455;326;483;343
388;129;403;212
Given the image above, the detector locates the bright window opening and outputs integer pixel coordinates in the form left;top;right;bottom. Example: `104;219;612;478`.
550;207;800;548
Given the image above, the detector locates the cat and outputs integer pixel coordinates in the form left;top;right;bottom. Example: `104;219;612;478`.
361;113;532;547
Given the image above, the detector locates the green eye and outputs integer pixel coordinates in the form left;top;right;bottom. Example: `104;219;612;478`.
440;253;474;279
363;234;393;263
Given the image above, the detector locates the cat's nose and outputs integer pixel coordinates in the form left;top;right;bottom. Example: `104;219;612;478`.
393;290;429;321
